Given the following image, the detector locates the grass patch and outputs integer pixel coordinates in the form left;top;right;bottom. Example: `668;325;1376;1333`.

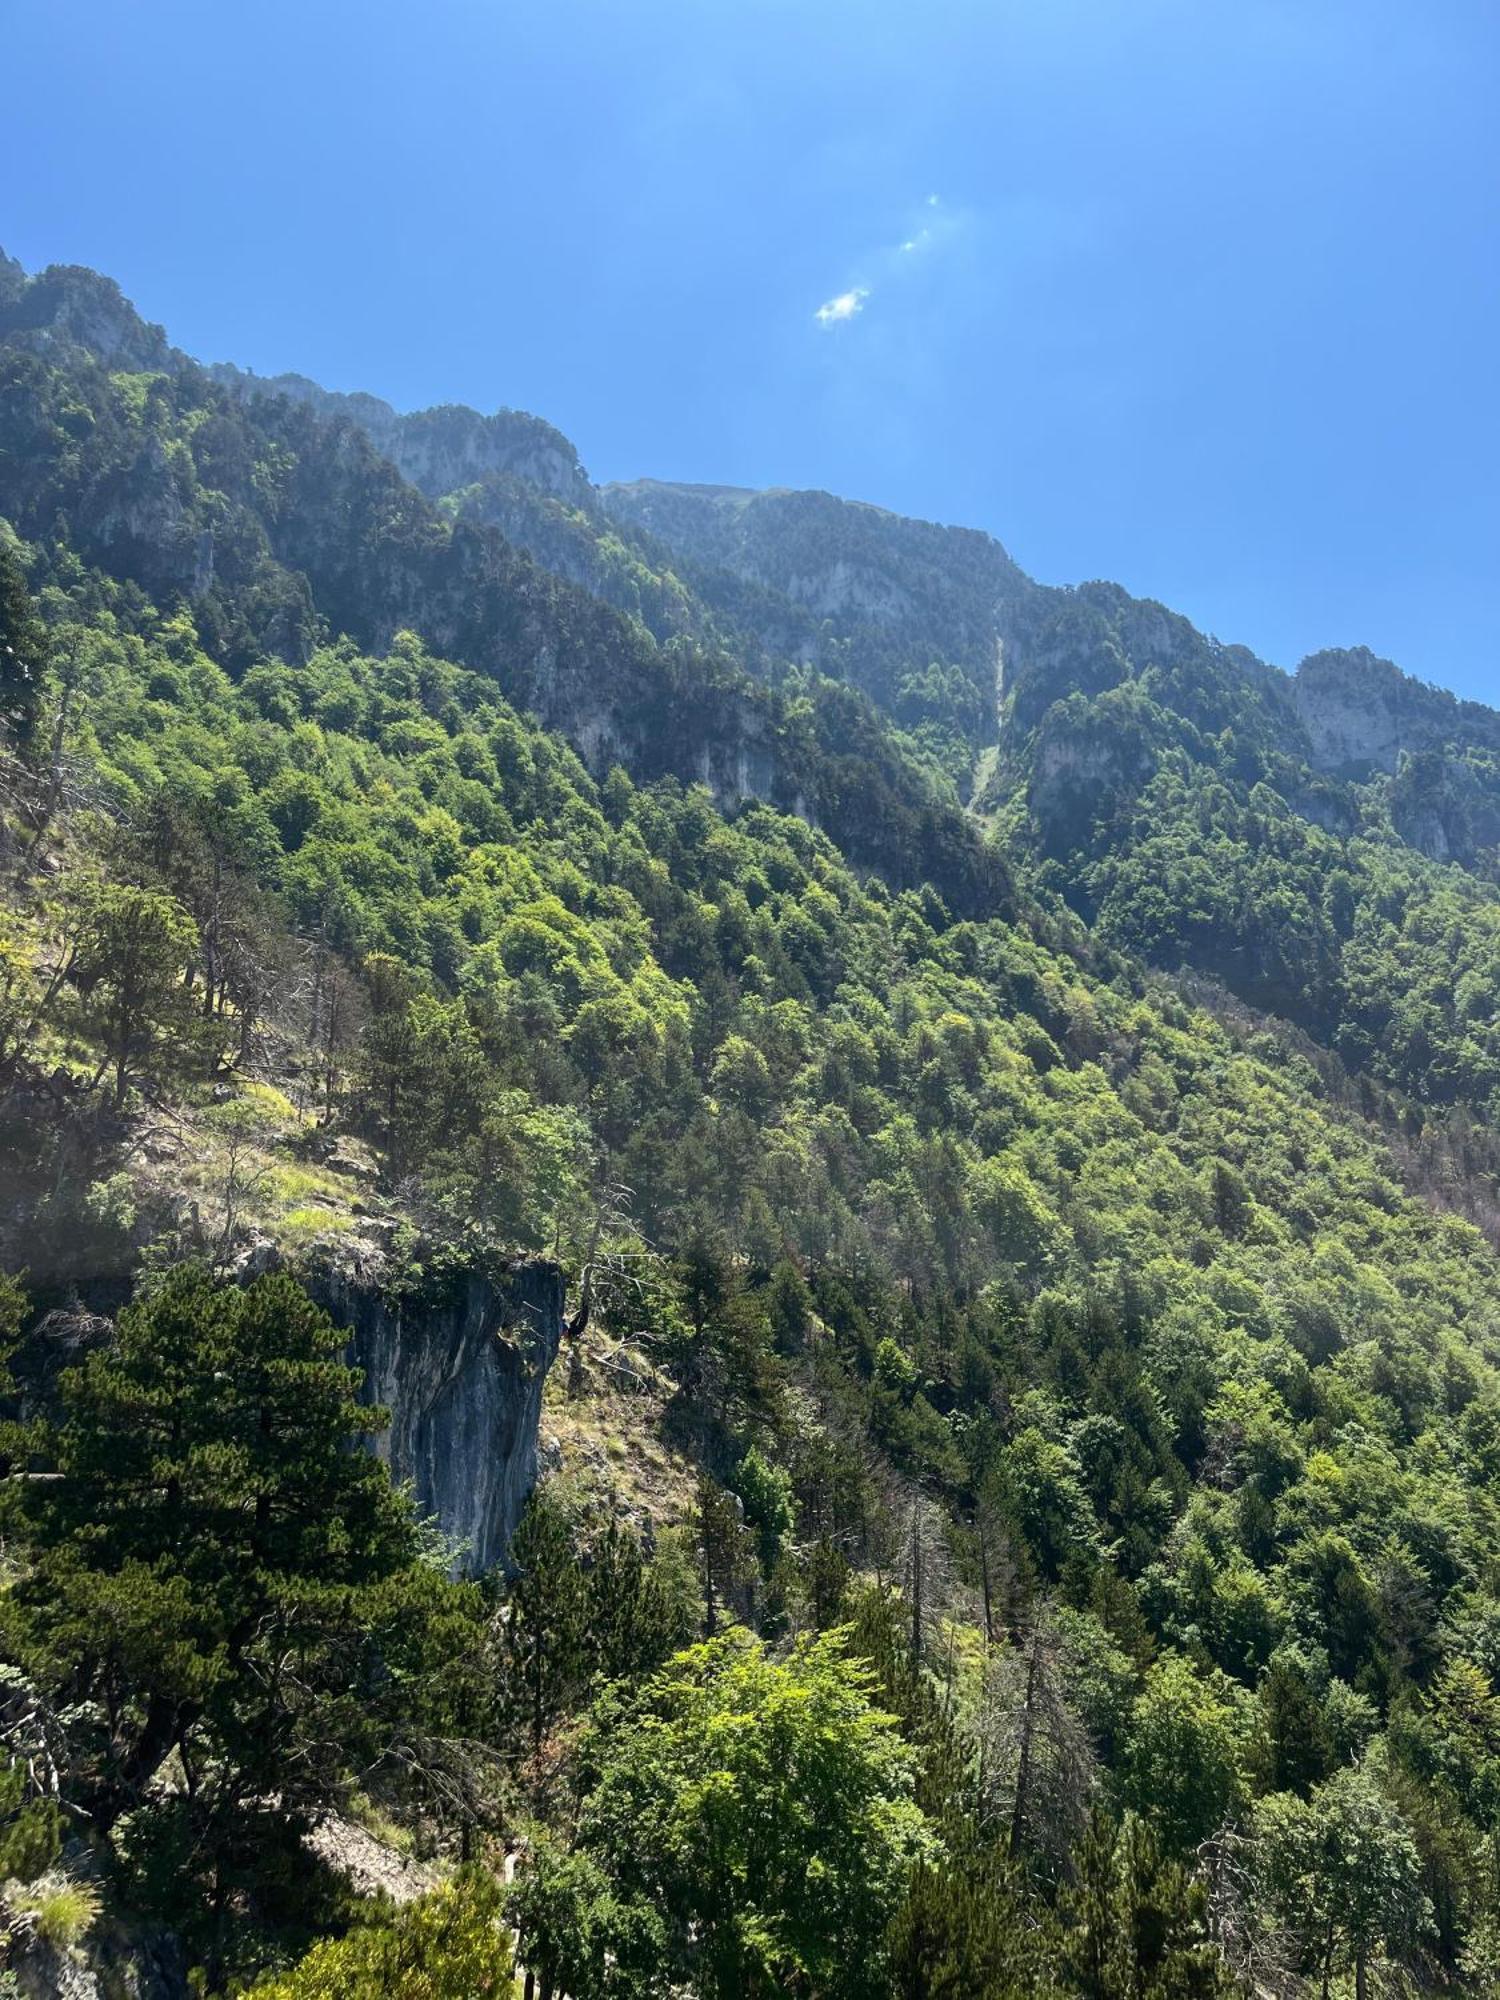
235;1077;307;1128
346;1790;417;1858
16;1872;102;1950
279;1205;355;1248
264;1160;350;1208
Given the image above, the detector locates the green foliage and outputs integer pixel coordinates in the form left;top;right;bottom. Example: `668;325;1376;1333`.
1254;1762;1432;1993
12;1871;102;1950
501;1485;589;1763
1121;1657;1244;1857
0;1751;61;1886
0;534;45;749
505;1838;665;2000
514;1630;934;2000
3;570;1500;1984
10;258;1500;1990
888;1854;1055;1998
498;1487;698;1777
249;1869;514;1998
732;1445;793;1573
580;1516;699;1684
68;882;200;1104
1061;1812;1236;2000
1009;628;1500;1130
2;1264;488;1967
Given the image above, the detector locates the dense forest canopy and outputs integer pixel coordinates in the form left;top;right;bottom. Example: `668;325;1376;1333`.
1;252;1500;1996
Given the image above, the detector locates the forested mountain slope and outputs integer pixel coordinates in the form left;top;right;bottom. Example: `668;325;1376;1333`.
0;260;1000;911
603;448;1500;1148
2;250;1500;1996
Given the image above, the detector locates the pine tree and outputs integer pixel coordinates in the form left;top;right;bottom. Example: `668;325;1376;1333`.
501;1485;588;1766
1062;1812;1237;2000
889;1855;1052;1998
0;539;45;753
583;1517;695;1682
6;1264;482;1962
1255;1657;1333;1797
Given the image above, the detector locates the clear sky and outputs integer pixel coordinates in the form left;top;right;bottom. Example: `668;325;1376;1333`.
5;0;1497;698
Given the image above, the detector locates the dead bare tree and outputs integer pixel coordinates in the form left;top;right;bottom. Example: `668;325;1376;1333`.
1198;1821;1299;1998
209;1104;274;1273
299;942;365;1124
22;641;82;863
896;1488;958;1671
0;1663;75;1809
973;1482;1021;1645
970;1606;1098;1873
562;1164;638;1341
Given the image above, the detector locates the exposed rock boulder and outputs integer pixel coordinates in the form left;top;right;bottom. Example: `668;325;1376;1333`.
313;1258;565;1574
6;1903;184;1999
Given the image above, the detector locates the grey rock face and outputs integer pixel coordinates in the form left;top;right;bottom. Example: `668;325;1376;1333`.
313;1260;565;1574
208;364;592;508
1025;703;1161;856
1291;647;1414;773
0;263;173;374
8;1906;184;1999
1386;747;1500;865
0;245;26;307
21;1259;564;1577
1291;647;1500;778
383;406;589;507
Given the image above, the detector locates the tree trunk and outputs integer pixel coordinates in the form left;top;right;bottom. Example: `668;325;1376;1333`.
909;1506;923;1669
94;1693;187;1834
703;1530;717;1637
532;1635;546;1760
25;661;75;863
1010;1627;1040;1857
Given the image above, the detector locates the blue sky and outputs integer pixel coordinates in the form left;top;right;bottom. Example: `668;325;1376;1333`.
6;0;1497;698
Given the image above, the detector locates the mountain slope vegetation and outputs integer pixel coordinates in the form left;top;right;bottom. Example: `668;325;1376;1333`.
1;251;1500;1995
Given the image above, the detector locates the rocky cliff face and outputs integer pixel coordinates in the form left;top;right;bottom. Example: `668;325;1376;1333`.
1025;699;1162;857
0;264;173;373
385;405;589;506
0;263;809;825
209;363;591;507
19;1258;564;1579
1292;646;1500;778
9;1919;184;2000
1384;746;1500;865
313;1258;565;1574
604;478;1028;649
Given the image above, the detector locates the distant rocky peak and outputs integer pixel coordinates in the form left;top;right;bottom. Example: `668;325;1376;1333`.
0;245;25;308
208;362;401;432
0;259;174;373
210;360;591;507
385;403;591;506
1291;645;1500;777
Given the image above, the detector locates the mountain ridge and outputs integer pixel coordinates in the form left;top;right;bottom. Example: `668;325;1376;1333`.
9;248;1482;813
198;282;1500;816
0;249;1016;918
